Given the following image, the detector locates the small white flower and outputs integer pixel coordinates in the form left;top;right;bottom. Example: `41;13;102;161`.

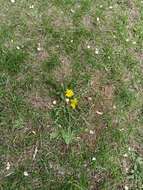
70;9;75;13
32;130;36;135
97;17;100;22
100;5;103;8
10;0;15;3
33;147;38;160
92;157;96;161
113;105;116;109
65;98;69;103
88;97;92;101
6;162;10;170
89;130;95;135
124;185;129;190
128;147;131;151
119;128;125;131
29;5;34;9
76;136;81;140
123;153;128;158
96;111;103;115
87;45;91;49
11;39;14;43
37;43;42;51
53;100;57;105
108;56;110;59
126;38;129;42
113;35;116;38
24;171;29;176
132;41;136;45
16;46;20;50
95;48;99;54
71;39;73;43
37;47;41;51
109;6;113;9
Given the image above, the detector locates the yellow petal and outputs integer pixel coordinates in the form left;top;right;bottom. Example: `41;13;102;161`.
65;89;74;98
71;103;76;109
70;98;78;109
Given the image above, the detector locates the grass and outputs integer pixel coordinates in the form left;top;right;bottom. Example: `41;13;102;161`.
0;0;143;189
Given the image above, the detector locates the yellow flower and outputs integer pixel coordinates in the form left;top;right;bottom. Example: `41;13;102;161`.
70;98;78;109
65;89;74;98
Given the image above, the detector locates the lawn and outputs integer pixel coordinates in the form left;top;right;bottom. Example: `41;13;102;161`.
0;0;143;189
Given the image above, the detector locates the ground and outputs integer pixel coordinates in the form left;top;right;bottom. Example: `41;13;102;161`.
0;0;143;190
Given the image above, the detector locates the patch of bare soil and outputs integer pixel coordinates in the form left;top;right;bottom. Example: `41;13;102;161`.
101;84;115;108
89;170;108;190
134;52;143;64
82;15;94;30
77;70;116;150
128;0;139;24
127;3;139;40
46;6;73;29
127;1;143;65
90;70;105;91
27;92;53;110
37;49;49;62
0;145;34;180
53;55;72;82
89;70;115;107
29;96;51;110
